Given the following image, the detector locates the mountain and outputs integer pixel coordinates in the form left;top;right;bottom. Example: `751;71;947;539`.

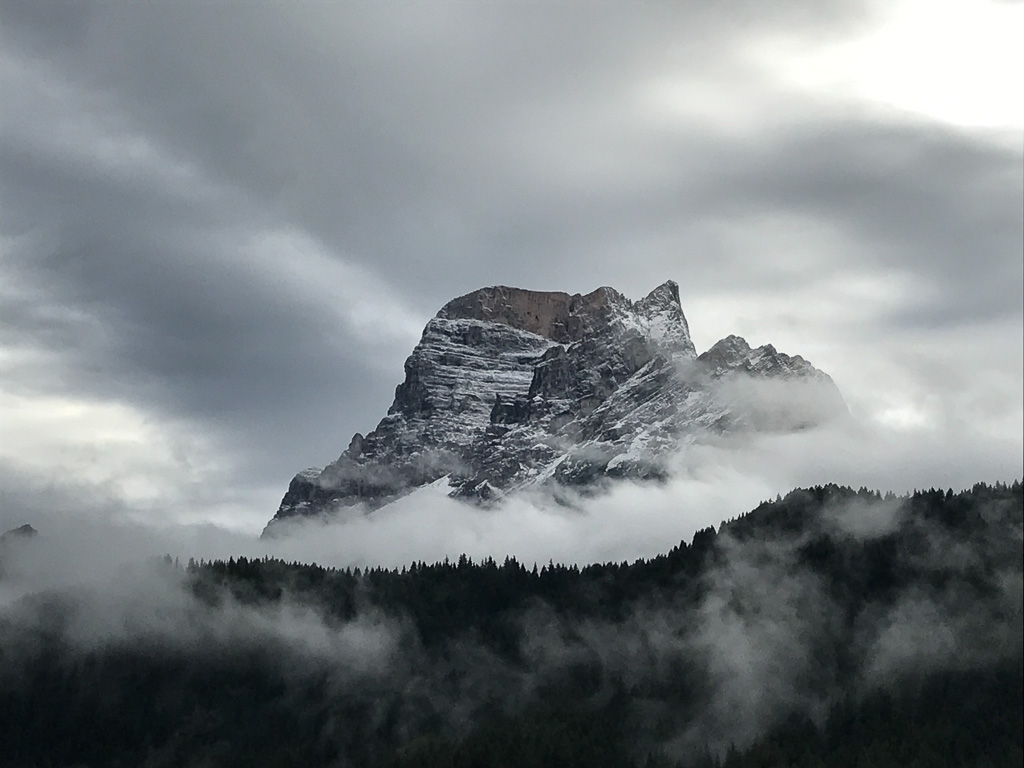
265;281;845;534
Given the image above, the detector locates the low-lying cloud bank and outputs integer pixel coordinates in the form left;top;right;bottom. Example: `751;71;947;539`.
1;478;1020;764
2;411;1022;574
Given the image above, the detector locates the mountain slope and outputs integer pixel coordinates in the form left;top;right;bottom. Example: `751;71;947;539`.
267;281;844;533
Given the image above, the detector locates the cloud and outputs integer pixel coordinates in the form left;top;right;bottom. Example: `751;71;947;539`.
683;536;839;748
1;447;1019;761
0;0;1020;535
5;406;1018;575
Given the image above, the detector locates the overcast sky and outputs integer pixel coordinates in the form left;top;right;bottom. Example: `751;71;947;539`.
1;0;1021;548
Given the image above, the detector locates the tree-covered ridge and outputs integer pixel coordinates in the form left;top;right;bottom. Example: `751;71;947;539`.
0;481;1020;767
188;481;1023;643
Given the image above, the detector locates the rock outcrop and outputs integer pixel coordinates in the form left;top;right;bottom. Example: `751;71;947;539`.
264;281;844;534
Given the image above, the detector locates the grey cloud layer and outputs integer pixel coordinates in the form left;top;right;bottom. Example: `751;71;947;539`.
0;0;1020;527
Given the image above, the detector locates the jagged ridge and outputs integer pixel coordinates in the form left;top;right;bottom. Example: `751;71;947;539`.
265;281;844;534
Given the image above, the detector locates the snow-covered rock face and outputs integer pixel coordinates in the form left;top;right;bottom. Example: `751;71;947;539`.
264;281;845;534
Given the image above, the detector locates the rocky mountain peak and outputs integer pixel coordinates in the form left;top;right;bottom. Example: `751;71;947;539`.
698;334;821;379
435;283;682;347
264;281;845;535
628;280;693;357
638;279;681;310
707;333;750;354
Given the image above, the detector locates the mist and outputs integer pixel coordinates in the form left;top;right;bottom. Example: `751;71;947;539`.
2;392;1021;765
2;405;1021;576
1;432;1020;764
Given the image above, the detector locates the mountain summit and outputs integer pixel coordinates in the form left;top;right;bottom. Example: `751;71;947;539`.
264;281;844;534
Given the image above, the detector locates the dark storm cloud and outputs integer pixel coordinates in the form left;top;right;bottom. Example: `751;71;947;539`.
1;0;1020;526
4;0;1015;309
692;122;1022;326
0;135;400;478
0;0;881;297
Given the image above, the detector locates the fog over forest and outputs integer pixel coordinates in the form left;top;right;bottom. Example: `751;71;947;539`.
2;474;1020;765
3;408;1019;571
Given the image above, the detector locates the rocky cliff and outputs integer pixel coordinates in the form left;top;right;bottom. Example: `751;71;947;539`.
264;281;844;534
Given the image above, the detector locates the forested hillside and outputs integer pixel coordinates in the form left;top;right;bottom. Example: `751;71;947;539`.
1;482;1020;767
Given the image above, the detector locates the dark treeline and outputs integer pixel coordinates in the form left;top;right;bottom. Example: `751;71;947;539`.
0;481;1021;767
187;482;1022;652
